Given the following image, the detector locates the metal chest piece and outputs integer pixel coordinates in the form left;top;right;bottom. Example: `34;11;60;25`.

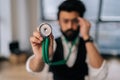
39;23;52;37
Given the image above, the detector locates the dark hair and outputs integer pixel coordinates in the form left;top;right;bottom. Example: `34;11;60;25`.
57;0;86;20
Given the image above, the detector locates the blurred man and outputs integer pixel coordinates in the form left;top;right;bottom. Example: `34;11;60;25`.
26;0;108;80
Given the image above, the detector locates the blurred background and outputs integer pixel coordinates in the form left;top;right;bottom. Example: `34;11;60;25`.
0;0;120;80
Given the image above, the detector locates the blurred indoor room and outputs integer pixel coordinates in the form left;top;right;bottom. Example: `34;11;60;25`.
0;0;120;80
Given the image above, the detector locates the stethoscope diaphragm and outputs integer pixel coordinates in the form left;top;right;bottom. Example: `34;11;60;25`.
39;23;52;37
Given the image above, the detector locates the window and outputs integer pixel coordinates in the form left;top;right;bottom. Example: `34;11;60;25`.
41;0;99;20
41;0;64;20
0;0;12;57
100;0;120;21
98;23;120;54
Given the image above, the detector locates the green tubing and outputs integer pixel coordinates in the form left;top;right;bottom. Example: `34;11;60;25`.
42;37;78;65
42;37;66;65
42;38;48;63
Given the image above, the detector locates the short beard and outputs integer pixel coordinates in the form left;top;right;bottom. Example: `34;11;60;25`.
61;27;79;41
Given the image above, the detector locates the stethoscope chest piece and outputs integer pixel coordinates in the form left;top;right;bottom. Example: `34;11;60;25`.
39;23;52;37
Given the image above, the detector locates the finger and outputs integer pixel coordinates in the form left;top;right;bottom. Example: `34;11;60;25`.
33;31;43;41
37;27;40;32
77;17;83;21
78;17;90;24
49;33;54;39
49;34;54;55
49;34;54;45
30;36;42;45
77;17;84;27
77;17;85;23
48;34;54;48
78;17;90;27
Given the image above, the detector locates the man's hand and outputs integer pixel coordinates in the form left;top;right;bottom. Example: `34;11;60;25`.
78;17;91;40
28;27;54;72
30;27;54;61
77;18;104;68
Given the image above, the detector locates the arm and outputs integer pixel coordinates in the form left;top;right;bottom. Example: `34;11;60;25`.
26;55;45;72
29;55;45;72
84;37;108;79
78;17;108;79
84;37;103;68
27;27;54;72
78;17;103;68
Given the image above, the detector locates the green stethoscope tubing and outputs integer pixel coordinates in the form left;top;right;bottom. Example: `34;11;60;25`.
42;37;78;65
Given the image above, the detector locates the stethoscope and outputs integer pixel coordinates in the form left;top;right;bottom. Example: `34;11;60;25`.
39;23;78;65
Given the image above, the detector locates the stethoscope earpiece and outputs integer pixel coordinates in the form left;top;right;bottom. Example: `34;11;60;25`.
39;23;52;37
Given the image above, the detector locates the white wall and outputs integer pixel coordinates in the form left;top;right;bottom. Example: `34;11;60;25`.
0;0;40;57
11;0;40;53
0;0;12;57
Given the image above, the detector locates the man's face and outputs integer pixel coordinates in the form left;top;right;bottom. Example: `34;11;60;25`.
58;11;80;41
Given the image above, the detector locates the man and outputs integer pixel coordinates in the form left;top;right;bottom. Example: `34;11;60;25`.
26;0;108;80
